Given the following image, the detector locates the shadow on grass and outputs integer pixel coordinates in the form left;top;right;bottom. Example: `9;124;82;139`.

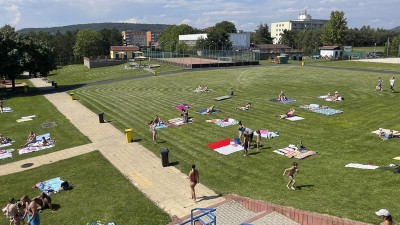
248;151;261;156
132;139;142;142
196;194;223;203
297;184;314;190
51;204;61;211
169;161;179;166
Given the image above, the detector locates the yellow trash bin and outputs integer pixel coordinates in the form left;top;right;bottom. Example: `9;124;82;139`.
70;93;75;100
125;128;133;143
154;69;158;76
301;61;305;67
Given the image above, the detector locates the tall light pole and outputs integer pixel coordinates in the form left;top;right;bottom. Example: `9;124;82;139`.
374;43;376;54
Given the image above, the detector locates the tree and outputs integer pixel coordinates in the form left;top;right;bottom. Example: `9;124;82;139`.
0;25;26;89
251;23;272;44
159;24;199;52
279;30;298;49
73;29;101;57
99;28;123;56
321;11;347;47
214;21;237;33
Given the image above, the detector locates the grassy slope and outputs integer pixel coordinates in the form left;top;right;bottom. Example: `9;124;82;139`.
47;63;182;86
0;151;170;225
309;60;400;71
73;64;399;223
0;87;90;165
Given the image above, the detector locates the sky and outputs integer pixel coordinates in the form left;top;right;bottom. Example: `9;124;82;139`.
0;0;399;31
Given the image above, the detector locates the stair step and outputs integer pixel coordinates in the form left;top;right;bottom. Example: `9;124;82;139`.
213;200;257;225
250;211;300;225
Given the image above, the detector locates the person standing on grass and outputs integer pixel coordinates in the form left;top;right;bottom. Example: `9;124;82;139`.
21;195;40;225
147;121;157;144
389;77;395;92
256;130;261;150
377;77;383;92
375;209;393;225
188;164;199;202
283;162;298;190
0;100;4;113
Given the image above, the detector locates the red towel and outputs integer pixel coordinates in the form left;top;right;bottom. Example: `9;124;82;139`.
207;138;231;149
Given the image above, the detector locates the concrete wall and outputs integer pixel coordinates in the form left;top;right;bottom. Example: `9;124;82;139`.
84;57;126;69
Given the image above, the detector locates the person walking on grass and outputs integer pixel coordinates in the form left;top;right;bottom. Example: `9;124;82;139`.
256;130;261;150
0;100;3;113
188;164;199;202
283;162;299;190
389;77;395;92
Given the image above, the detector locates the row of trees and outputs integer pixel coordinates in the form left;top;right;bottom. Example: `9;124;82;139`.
0;25;56;89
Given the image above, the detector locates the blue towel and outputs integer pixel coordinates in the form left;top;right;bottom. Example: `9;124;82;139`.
36;177;64;194
36;133;51;142
311;108;343;115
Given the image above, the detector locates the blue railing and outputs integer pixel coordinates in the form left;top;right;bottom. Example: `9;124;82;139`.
179;208;216;225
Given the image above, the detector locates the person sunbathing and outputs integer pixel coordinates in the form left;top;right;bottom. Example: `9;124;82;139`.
236;103;251;110
204;85;209;92
39;137;49;146
279;108;295;119
195;85;203;92
332;91;341;101
153;115;163;126
277;91;287;101
35;193;53;212
23;131;36;147
205;105;215;114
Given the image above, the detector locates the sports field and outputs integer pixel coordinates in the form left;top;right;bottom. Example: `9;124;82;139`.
70;62;399;223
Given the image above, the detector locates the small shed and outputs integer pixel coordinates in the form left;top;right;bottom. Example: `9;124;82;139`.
110;46;140;59
320;46;341;59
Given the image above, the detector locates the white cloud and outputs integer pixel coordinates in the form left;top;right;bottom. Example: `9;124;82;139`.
120;17;141;23
203;10;250;16
2;5;21;26
180;19;190;25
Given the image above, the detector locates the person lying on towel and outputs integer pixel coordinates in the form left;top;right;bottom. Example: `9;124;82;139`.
236;103;251;110
279;108;295;119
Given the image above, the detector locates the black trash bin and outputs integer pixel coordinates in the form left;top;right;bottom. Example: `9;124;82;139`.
160;149;169;167
292;55;297;60
297;56;303;61
51;81;55;86
98;112;105;123
54;82;58;88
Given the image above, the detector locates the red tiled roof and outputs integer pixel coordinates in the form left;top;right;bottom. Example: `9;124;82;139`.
319;46;340;50
110;46;139;51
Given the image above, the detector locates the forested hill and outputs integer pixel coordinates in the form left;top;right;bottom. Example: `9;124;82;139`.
391;26;400;32
17;22;170;34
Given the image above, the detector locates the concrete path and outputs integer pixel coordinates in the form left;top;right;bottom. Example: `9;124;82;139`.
0;77;224;218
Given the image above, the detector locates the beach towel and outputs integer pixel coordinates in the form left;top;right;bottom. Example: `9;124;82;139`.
214;95;231;101
273;146;317;159
207;139;231;149
0;149;13;160
214;118;239;127
196;109;221;115
345;163;379;170
311;108;343;115
0;138;13;148
2;107;13;113
155;124;169;129
207;138;243;155
175;104;190;110
286;116;305;121
214;144;244;155
18;140;55;155
16;118;33;122
253;130;279;139
36;133;51;142
168;118;193;126
393;157;400;161
34;177;65;195
270;98;296;104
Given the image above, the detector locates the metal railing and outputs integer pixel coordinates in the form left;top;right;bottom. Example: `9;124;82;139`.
179;208;217;225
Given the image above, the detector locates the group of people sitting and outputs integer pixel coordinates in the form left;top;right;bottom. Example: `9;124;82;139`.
325;91;342;101
194;85;210;92
0;134;12;145
22;131;51;148
378;129;400;140
2;193;53;225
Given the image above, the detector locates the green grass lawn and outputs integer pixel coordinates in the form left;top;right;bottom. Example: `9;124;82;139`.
309;60;400;71
72;64;399;223
0;85;90;165
352;46;385;53
0;151;170;225
47;62;182;86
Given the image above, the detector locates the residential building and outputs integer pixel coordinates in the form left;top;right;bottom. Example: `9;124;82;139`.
122;30;147;46
178;32;251;50
271;10;328;44
147;31;161;46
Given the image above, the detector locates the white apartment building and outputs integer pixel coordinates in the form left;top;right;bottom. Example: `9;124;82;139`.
271;10;328;44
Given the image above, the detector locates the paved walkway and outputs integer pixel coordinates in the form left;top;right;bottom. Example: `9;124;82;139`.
0;77;224;218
